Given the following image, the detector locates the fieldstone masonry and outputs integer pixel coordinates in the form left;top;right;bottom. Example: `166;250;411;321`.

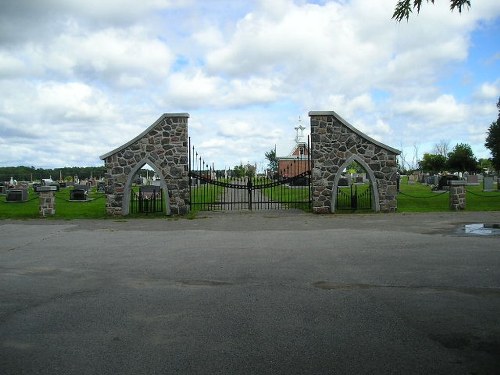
449;180;466;211
99;111;401;216
309;111;400;213
100;114;189;216
38;187;55;216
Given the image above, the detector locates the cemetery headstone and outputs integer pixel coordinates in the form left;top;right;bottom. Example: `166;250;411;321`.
70;185;89;201
97;181;105;193
483;176;494;192
338;177;349;186
6;188;28;202
466;175;479;185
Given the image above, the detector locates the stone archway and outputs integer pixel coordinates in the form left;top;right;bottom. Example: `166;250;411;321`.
100;113;189;216
309;111;400;213
123;158;170;215
331;154;380;213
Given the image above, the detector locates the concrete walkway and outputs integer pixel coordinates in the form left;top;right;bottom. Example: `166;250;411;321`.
1;211;499;374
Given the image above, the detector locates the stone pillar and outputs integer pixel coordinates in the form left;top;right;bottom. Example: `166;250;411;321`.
449;180;466;211
101;113;190;216
39;187;56;216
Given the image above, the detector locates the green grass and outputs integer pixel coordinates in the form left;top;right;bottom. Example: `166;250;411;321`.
0;187;107;219
1;180;499;219
263;186;311;211
397;180;500;212
189;184;225;212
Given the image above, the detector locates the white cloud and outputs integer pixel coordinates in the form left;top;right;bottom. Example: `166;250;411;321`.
395;95;468;126
43;27;175;88
475;81;500;100
0;0;499;168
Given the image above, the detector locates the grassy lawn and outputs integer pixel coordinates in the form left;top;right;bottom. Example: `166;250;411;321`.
1;180;499;219
397;179;500;212
264;185;311;211
189;184;225;212
0;187;107;219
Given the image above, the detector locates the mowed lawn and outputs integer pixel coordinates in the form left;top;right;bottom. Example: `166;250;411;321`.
398;179;500;212
1;180;499;218
0;187;107;219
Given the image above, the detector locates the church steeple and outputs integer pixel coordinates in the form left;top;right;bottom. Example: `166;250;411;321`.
294;116;306;144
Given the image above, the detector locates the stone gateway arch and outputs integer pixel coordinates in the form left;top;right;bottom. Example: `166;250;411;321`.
100;111;399;216
100;113;190;216
309;111;400;213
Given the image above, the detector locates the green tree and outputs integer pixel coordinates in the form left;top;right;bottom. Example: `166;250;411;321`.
485;97;500;172
347;161;364;174
265;148;278;173
447;143;477;173
393;0;471;22
233;163;256;178
419;153;447;173
233;164;246;178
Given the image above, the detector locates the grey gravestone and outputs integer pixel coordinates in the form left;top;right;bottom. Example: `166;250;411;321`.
97;181;105;193
467;175;479;185
483;176;494;192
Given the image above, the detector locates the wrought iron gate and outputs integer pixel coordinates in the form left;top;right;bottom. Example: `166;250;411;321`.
189;138;311;211
130;186;164;214
336;183;372;211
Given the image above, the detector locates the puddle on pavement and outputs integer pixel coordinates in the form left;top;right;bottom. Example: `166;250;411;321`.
460;223;500;236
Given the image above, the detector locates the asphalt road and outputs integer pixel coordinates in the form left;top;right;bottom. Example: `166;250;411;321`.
1;211;500;374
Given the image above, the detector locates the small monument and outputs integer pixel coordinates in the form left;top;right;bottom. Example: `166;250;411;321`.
6;188;28;202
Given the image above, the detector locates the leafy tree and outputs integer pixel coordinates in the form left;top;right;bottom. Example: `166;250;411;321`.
485;97;500;172
245;163;256;178
419;153;447;173
232;164;256;178
265;148;278;173
393;0;471;22
233;164;246;178
347;161;364;174
478;158;493;174
447;143;477;173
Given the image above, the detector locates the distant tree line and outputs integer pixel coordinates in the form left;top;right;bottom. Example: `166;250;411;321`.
418;143;481;174
0;166;106;182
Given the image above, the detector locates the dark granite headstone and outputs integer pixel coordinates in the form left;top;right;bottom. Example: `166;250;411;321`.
338;177;349;186
6;189;28;202
70;185;89;201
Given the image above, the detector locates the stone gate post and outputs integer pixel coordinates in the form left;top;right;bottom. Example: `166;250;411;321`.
449;180;466;211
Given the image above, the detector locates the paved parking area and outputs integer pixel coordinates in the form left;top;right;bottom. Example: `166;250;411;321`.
1;211;499;374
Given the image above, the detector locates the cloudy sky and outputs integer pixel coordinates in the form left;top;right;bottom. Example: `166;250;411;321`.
0;0;499;171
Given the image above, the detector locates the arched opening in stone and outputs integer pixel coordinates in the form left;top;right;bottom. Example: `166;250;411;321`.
122;159;170;215
331;155;380;213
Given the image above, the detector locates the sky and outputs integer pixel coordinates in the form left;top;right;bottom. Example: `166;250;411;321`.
0;0;499;172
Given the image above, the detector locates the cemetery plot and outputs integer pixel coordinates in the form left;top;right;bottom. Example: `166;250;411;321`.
6;188;28;202
69;185;90;201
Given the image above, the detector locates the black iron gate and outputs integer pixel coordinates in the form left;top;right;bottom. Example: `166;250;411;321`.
336;183;372;211
189;138;311;211
130;186;164;214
